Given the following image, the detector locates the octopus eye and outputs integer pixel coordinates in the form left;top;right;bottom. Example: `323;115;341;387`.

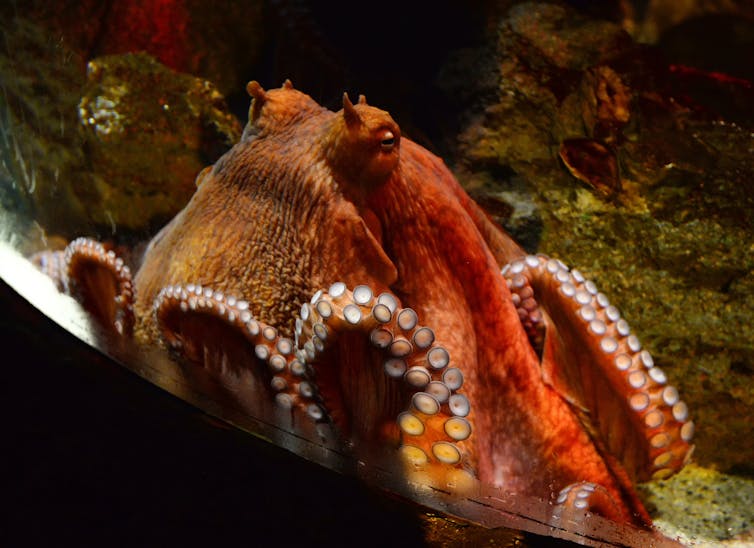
380;131;395;152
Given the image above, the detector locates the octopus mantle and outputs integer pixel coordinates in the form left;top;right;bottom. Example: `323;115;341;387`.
34;81;693;528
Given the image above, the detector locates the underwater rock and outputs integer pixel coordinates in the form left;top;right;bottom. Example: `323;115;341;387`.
0;19;241;238
641;463;754;544
78;52;242;232
444;1;754;476
633;0;754;48
84;0;265;96
0;0;265;96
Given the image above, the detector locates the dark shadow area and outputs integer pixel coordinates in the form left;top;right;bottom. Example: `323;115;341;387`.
0;278;429;547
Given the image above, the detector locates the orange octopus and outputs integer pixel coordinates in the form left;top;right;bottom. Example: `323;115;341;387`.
34;81;694;528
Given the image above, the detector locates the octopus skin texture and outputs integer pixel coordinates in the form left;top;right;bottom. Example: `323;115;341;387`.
34;80;694;528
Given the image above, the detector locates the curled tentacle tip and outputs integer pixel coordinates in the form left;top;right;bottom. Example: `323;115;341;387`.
246;80;266;101
282;78;294;89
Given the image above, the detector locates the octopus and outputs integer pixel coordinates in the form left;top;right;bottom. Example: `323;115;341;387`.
34;80;694;529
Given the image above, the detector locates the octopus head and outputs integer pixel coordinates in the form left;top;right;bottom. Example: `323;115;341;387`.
324;93;401;195
242;79;325;141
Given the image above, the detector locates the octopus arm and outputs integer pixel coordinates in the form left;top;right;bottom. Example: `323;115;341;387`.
33;238;134;336
297;284;475;478
553;481;642;526
153;282;326;433
314;198;398;289
503;255;694;484
401;140;525;267
451;177;527;267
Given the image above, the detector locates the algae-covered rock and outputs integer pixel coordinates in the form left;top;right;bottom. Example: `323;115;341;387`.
0;0;265;97
446;2;754;476
0;16;241;238
77;52;242;232
641;463;754;544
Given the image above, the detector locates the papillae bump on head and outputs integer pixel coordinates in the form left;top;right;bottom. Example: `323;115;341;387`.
242;79;324;140
324;92;401;192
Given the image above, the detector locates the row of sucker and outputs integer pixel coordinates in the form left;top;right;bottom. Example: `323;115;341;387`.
64;237;135;336
152;283;327;422
552;481;623;524
35;241;477;476
502;254;694;481
294;282;473;469
31;249;68;293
